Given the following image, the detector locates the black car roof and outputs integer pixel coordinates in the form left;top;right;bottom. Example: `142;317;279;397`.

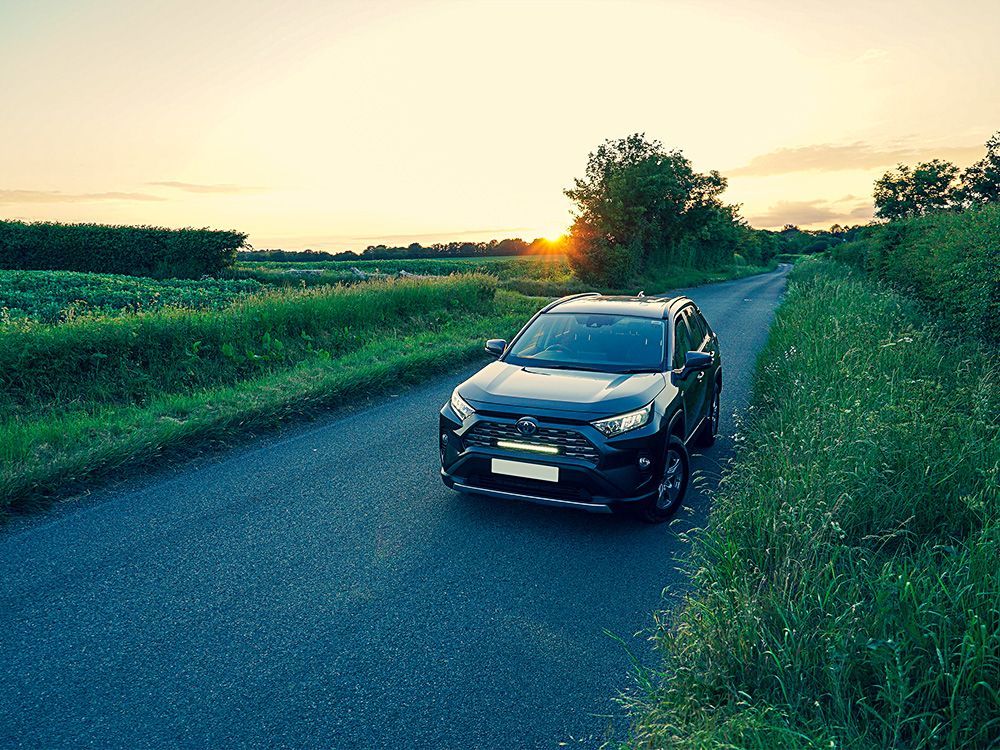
543;292;692;320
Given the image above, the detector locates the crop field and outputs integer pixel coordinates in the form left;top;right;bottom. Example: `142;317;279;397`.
232;254;576;288
0;270;264;325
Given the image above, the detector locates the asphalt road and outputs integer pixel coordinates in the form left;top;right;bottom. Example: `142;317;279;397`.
0;266;788;749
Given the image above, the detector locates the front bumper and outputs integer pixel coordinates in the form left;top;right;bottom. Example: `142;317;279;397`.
439;408;665;514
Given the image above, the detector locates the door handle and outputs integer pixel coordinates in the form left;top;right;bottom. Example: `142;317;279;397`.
696;371;705;381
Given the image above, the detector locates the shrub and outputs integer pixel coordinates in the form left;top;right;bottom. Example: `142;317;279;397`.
0;220;247;278
834;206;999;342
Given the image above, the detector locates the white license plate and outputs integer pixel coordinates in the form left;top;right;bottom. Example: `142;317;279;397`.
491;458;558;483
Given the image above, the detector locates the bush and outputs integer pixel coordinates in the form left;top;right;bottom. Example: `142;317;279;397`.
624;259;999;748
834;206;999;342
0;220;247;278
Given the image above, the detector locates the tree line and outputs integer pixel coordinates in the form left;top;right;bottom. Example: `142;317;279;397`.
874;131;1000;220
240;237;567;263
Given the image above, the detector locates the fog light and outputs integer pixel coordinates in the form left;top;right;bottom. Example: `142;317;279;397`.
637;455;652;470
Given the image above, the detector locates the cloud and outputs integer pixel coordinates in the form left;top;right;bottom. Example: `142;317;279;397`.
148;181;265;194
748;198;874;229
728;141;984;177
0;189;164;204
854;48;889;64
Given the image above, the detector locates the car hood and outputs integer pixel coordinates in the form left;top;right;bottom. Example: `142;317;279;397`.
459;361;666;418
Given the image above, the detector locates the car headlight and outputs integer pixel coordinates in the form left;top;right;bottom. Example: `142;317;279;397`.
450;389;475;421
592;402;652;437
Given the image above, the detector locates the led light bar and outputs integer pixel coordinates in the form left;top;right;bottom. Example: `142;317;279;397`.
496;440;559;455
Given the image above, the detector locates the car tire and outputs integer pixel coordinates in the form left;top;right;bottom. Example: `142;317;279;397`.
694;379;721;447
640;435;690;523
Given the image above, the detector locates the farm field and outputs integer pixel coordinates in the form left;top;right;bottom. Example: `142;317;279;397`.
0;247;778;511
229;253;578;291
0;269;263;324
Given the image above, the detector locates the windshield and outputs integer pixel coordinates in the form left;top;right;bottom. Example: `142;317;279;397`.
505;312;665;373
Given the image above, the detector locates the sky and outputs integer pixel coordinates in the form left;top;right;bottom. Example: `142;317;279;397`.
2;0;999;251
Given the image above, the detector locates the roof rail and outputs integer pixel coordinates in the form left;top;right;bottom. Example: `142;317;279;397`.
540;291;601;313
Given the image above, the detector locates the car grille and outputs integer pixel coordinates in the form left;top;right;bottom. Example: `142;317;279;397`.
464;420;600;463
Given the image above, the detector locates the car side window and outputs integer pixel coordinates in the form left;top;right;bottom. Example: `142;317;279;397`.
698;311;714;340
687;310;709;349
673;312;695;369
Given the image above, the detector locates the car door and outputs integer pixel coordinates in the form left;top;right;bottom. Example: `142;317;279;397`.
672;307;711;438
684;308;714;427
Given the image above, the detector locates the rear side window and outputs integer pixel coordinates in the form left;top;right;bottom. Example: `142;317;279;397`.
673;314;695;368
687;310;709;347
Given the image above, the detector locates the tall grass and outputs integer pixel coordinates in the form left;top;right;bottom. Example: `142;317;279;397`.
624;259;999;748
0;274;495;417
0;280;538;511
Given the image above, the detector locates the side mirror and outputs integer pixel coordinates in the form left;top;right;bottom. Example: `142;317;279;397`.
672;350;713;382
484;338;507;358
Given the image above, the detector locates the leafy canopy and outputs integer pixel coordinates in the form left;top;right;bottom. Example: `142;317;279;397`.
564;133;746;286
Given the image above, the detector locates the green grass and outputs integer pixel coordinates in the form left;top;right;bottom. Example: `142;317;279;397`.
234;254;776;297
503;261;777;297
623;259;999;748
1;274;496;417
0;276;539;512
0;269;263;324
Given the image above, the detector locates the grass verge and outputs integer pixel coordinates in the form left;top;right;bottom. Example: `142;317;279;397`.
623;259;999;748
0;287;538;514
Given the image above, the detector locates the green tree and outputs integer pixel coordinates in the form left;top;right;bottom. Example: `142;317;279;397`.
564;134;732;286
873;159;959;220
959;130;1000;206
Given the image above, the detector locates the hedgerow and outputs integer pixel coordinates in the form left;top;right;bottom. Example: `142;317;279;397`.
833;205;1000;343
0;220;246;278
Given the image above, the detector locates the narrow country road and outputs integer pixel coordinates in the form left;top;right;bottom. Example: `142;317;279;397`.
0;267;788;749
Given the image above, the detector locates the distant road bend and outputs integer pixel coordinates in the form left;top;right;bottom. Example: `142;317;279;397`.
0;266;789;749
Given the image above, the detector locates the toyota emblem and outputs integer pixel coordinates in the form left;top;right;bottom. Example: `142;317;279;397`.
515;417;538;436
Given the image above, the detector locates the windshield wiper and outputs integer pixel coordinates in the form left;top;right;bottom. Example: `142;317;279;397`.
532;363;606;373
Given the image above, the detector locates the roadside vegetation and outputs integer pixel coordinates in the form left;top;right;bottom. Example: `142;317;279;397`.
0;275;541;511
624;257;999;748
832;203;999;344
872;130;1000;221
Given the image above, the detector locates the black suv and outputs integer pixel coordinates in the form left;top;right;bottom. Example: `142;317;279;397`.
439;293;722;522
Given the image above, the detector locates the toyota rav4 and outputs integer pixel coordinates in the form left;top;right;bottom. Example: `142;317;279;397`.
439;292;722;522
